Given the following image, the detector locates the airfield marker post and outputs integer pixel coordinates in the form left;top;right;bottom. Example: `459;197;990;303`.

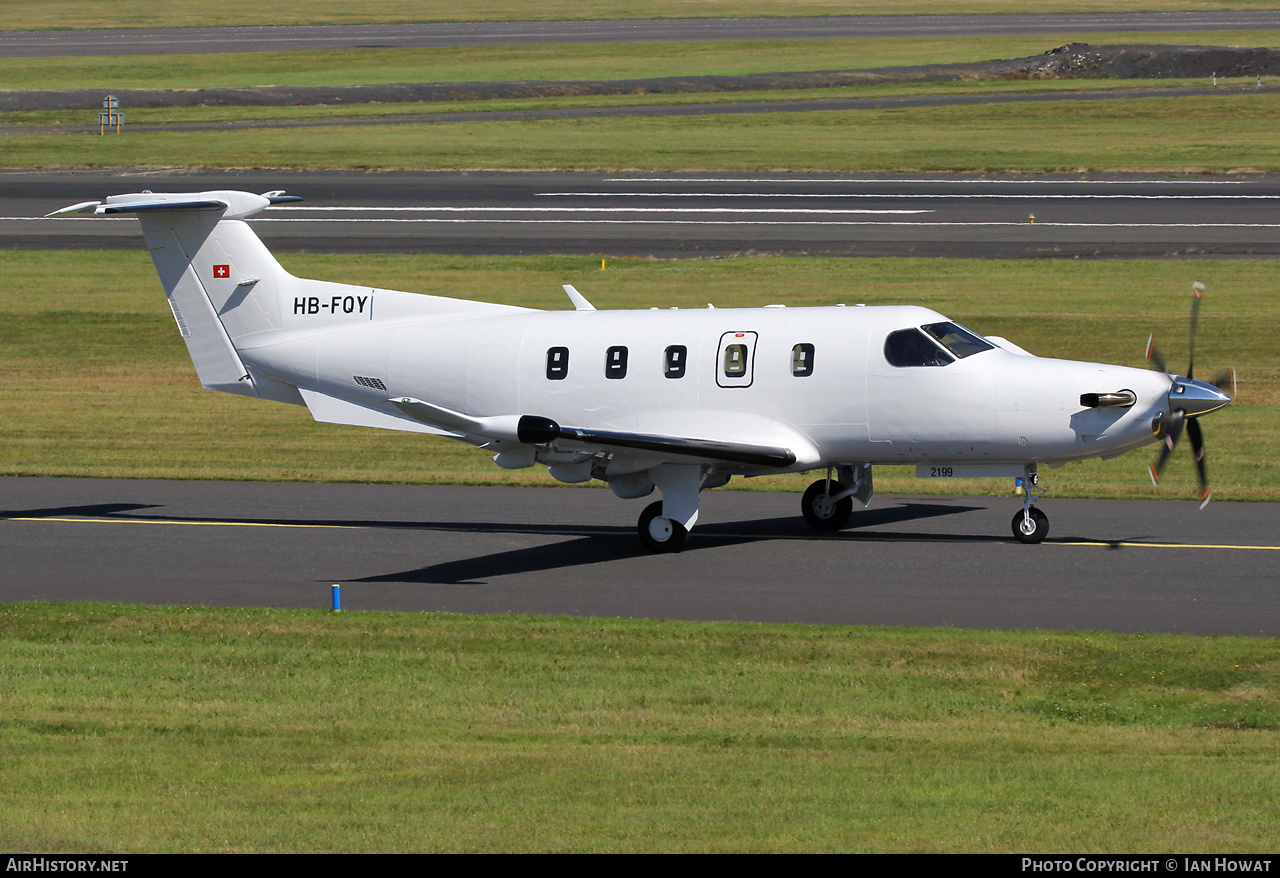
98;95;122;134
331;584;342;612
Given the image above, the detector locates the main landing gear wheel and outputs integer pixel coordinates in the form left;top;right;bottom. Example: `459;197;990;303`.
802;479;853;531
1011;507;1049;544
638;500;689;553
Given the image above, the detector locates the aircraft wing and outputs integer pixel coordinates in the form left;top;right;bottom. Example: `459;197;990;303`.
514;415;798;468
390;398;818;470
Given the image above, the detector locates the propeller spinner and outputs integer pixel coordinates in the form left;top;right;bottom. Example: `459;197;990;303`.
1146;282;1234;508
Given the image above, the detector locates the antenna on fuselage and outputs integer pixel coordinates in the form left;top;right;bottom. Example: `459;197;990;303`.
562;285;595;312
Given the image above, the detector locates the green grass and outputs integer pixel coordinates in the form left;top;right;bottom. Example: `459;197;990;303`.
6;1;1278;30
6;30;1279;174
6;92;1280;173
7;76;1280;132
0;602;1275;852
1;251;1274;501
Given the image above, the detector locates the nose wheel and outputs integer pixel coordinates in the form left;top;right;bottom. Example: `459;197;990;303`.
1011;507;1049;544
638;500;689;553
1011;466;1048;543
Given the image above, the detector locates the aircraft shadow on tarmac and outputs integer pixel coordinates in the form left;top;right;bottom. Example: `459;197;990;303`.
0;502;162;519
2;498;1088;587
351;501;991;585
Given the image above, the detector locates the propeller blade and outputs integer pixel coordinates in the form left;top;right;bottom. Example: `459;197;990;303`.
1186;415;1209;498
1148;411;1185;485
1145;334;1168;374
1210;368;1237;399
1187;281;1204;380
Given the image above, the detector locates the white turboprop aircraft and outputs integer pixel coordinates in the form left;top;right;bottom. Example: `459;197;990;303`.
50;189;1234;552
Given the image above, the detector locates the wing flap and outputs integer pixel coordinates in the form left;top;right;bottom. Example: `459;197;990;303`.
517;415;799;469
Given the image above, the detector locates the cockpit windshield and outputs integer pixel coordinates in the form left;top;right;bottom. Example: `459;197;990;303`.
884;328;954;367
883;322;995;368
921;322;995;359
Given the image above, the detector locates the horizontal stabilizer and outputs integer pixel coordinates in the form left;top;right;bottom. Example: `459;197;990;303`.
47;190;299;221
47;199;228;216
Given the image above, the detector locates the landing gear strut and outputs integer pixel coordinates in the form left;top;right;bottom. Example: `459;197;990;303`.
800;464;872;532
1011;465;1048;544
635;464;701;553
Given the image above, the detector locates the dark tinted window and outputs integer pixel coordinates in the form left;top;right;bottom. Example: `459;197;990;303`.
605;346;628;379
664;345;687;379
791;343;814;377
546;346;569;380
884;329;954;368
723;343;748;376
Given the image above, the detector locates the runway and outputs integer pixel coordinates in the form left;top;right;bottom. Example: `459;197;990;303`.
5;12;1280;58
10;169;1280;258
3;477;1275;636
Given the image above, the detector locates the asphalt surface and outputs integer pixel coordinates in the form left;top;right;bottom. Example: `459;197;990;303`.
10;168;1280;258
5;12;1280;57
3;477;1276;635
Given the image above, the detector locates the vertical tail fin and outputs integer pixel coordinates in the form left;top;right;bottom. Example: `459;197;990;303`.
49;189;528;408
50;190;301;397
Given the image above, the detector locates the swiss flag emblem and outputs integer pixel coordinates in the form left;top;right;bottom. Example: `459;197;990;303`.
213;264;230;278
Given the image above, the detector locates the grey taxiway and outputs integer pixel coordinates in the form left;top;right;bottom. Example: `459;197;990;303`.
4;477;1277;636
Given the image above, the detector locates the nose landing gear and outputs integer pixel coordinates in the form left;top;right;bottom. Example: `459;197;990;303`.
1011;466;1048;544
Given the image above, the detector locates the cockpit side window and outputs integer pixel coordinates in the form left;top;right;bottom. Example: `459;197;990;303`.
884;328;954;368
922;322;995;359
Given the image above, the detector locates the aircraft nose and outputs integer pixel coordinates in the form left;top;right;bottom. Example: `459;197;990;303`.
1169;376;1231;417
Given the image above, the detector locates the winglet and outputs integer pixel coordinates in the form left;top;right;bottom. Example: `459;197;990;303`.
563;285;595;312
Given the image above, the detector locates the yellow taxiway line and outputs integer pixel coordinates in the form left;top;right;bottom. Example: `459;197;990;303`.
9;516;1280;551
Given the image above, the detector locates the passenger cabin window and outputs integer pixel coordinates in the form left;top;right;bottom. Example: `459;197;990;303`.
921;322;995;359
664;345;687;379
717;331;757;388
605;346;628;379
791;343;815;377
723;344;748;377
884;329;954;368
546;346;569;380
